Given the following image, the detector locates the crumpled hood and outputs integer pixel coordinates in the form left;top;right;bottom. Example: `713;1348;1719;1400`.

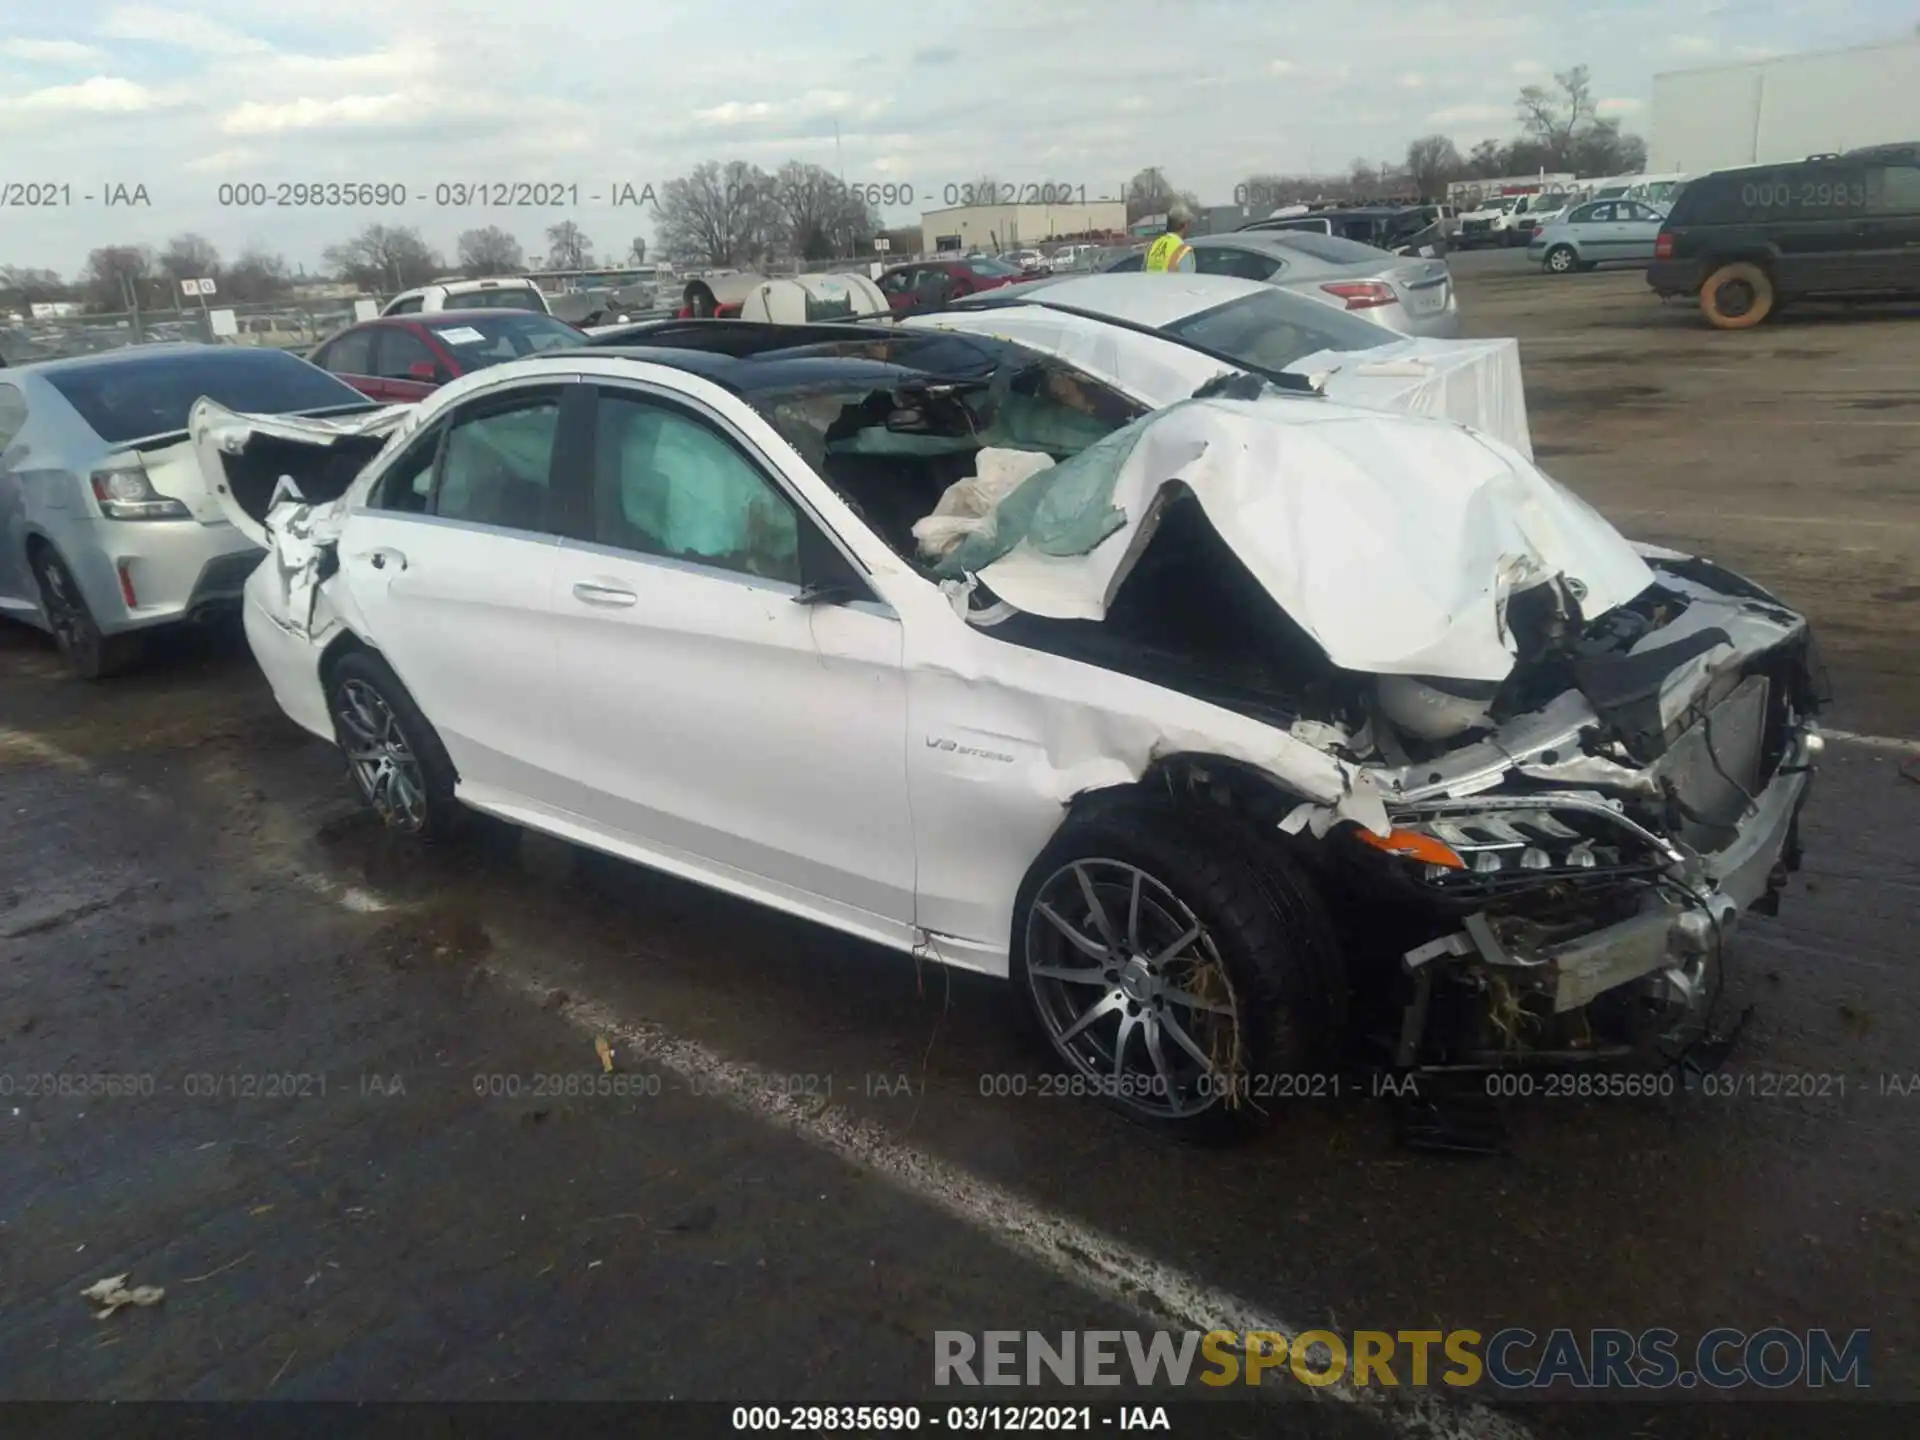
960;396;1654;683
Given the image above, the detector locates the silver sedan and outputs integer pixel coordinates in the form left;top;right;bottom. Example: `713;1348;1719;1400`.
0;344;375;677
1099;230;1459;338
1528;199;1670;274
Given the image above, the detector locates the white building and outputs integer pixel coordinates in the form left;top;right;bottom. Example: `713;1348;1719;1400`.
1651;35;1920;174
919;201;1127;255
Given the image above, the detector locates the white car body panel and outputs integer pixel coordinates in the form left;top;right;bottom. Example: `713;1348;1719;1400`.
906;283;1535;458
190;345;1693;983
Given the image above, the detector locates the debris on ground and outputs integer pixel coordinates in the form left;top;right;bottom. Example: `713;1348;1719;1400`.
595;1036;615;1073
80;1274;165;1318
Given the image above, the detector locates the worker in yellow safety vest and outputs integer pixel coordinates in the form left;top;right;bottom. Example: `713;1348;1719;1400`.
1144;202;1196;272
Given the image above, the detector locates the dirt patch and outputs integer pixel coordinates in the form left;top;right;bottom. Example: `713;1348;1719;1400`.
1532;441;1602;459
1839;452;1901;468
1873;585;1920;603
1847;395;1920;411
1767;346;1841;361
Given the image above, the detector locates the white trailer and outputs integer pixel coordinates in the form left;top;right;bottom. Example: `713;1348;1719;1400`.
1651;35;1920;174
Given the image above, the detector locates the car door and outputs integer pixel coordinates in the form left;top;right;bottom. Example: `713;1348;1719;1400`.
367;327;444;401
1860;160;1920;290
340;380;575;805
1763;163;1864;295
542;379;916;940
1573;202;1616;260
1618;202;1664;261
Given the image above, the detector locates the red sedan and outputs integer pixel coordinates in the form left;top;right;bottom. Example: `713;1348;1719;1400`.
876;256;1040;311
307;310;588;402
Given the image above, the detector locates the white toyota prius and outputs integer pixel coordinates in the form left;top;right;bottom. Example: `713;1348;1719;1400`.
191;323;1824;1138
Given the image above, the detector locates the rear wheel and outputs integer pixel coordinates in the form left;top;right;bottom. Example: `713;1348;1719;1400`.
31;546;139;679
1544;245;1577;274
325;649;461;840
1011;800;1344;1141
1700;261;1775;329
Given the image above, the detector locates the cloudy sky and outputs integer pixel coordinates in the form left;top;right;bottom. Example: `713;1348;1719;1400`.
0;0;1909;273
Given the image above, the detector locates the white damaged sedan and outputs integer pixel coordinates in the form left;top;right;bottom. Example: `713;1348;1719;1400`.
192;323;1825;1137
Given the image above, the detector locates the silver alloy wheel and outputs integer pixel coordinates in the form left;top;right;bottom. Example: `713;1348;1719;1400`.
334;678;426;831
1024;858;1242;1120
1546;246;1575;273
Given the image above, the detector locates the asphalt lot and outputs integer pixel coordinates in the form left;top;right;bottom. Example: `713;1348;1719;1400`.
3;257;1918;1435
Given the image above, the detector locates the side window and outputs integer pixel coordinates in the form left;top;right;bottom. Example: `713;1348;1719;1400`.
386;296;424;315
371;432;439;514
0;382;27;449
1193;247;1279;281
589;391;801;585
435;394;562;532
1866;164;1920;216
1104;251;1144;272
322;329;375;375
374;329;441;381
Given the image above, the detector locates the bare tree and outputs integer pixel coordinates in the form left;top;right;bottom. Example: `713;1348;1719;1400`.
322;225;440;290
1517;65;1598;170
768;161;876;260
224;248;291;303
655;160;781;267
0;265;70;311
1404;135;1465;200
82;245;154;311
1467;138;1509;179
456;226;525;276
545;220;592;270
1123;167;1179;222
1571;119;1647;177
156;233;221;284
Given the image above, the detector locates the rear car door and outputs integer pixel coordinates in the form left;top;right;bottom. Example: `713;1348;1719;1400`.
1758;163;1865;295
1617;202;1665;260
340;380;573;804
368;327;445;401
1860;160;1920;290
542;380;916;939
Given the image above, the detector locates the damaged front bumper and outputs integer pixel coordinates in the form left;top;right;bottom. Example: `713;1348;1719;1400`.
1398;725;1812;1059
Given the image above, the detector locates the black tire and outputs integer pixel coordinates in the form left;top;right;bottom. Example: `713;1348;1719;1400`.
1544;245;1577;275
1010;797;1346;1142
324;648;462;840
30;545;139;679
1699;261;1775;329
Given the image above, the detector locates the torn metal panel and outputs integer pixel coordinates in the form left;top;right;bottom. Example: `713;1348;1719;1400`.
940;396;1652;681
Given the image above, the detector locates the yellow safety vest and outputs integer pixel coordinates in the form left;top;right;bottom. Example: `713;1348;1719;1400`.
1145;232;1191;272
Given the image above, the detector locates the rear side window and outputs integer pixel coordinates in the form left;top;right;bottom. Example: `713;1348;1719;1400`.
386;296;424;314
1256;231;1389;264
1164;286;1387;370
320;329;375;375
1193;246;1282;281
1866;163;1920;216
44;349;365;443
435;395;561;532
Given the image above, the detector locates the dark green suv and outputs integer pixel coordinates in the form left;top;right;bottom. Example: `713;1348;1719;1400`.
1647;143;1920;328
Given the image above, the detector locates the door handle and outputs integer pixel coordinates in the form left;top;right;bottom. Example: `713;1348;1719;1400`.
572;582;638;607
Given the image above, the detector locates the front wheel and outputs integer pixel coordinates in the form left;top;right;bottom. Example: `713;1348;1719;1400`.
1544;245;1577;274
1011;801;1345;1141
325;649;461;840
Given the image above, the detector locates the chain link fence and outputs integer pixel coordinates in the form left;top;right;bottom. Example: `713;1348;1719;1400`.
2;296;387;366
